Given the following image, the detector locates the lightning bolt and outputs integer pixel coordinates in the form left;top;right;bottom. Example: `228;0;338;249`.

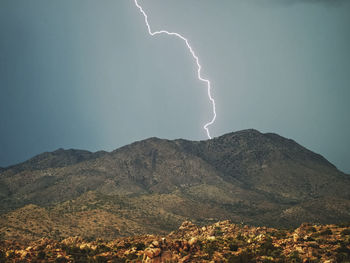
133;0;217;139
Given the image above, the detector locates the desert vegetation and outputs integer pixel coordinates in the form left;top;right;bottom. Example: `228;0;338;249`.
1;220;349;262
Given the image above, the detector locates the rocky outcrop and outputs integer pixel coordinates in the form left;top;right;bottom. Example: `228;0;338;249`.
1;221;349;262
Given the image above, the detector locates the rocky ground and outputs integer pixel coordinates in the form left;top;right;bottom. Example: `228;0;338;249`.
1;221;349;262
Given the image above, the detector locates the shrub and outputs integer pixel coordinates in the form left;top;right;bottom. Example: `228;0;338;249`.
0;250;6;262
37;250;46;260
346;236;350;245
93;255;108;263
288;251;302;263
214;226;223;236
308;243;319;249
229;242;239;252
122;242;132;249
257;236;282;257
135;243;145;251
335;252;350;263
227;237;244;252
61;245;89;262
319;228;332;236
125;253;138;261
228;249;255;263
336;243;350;254
96;244;111;254
55;257;68;263
341;229;350;236
203;240;218;259
109;257;126;263
308;227;317;233
337;222;350;228
272;230;288;239
305;236;315;241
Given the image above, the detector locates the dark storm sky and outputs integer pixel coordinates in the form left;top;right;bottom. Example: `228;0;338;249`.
0;0;349;173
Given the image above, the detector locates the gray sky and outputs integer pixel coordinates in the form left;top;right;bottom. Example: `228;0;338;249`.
0;0;349;173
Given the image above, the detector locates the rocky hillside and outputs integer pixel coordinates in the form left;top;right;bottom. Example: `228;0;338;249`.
1;221;350;262
0;129;349;241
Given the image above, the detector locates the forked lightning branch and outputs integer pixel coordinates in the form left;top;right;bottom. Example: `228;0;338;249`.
133;0;217;139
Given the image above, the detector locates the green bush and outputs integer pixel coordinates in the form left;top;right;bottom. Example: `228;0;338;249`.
229;242;239;252
341;229;350;236
337;222;350;228
125;253;138;261
214;226;223;236
203;240;218;259
320;228;332;236
257;236;282;257
308;227;317;233
0;250;6;263
55;257;68;263
37;250;46;260
336;243;350;254
308;242;319;249
335;252;350;263
109;257;126;263
134;243;145;251
236;233;245;241
272;230;288;239
288;251;302;263
120;242;132;249
61;245;89;262
96;244;111;254
228;249;254;263
92;255;108;263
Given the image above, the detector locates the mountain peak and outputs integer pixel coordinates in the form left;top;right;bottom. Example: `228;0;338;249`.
0;129;349;241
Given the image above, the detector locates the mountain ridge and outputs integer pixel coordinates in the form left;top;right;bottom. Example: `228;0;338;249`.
0;129;342;173
0;129;349;241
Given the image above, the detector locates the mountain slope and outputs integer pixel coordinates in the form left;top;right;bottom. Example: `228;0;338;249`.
178;129;349;201
0;129;349;240
4;148;107;173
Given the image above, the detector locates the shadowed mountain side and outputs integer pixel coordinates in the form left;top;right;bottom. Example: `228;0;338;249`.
6;148;107;172
0;129;349;240
176;129;349;201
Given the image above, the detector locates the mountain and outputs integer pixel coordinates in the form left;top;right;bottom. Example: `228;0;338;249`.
0;129;349;241
4;148;107;173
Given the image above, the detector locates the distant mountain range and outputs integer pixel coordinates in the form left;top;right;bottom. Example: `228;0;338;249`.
0;129;349;241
